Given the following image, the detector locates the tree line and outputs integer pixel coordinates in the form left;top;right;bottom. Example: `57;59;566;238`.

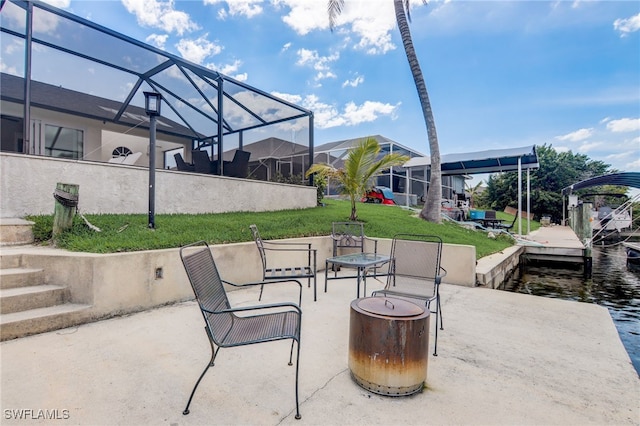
476;144;624;223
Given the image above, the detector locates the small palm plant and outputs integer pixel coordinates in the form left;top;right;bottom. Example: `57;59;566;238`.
306;137;408;220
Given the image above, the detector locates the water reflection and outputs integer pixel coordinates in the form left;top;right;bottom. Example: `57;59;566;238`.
501;244;640;375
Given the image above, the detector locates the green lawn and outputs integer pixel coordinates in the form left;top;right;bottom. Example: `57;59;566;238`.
28;199;535;258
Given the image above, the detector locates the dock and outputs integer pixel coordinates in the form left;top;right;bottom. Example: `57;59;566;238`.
521;225;587;264
476;226;589;288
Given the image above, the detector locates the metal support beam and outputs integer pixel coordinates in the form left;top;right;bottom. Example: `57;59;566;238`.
22;1;33;154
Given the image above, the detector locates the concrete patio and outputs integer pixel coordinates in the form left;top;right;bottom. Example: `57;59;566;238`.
1;272;638;425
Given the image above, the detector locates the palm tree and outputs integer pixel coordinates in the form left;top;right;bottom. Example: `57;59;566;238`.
465;180;485;208
328;0;443;223
305;137;408;221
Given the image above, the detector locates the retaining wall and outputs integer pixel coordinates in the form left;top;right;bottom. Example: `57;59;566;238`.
1;153;316;217
10;236;477;323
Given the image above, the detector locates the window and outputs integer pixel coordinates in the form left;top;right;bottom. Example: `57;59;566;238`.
45;125;83;159
112;146;132;158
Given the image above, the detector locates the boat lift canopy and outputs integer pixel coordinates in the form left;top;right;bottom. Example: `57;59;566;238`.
562;172;640;195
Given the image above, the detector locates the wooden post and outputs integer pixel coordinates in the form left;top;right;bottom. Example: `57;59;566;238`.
53;183;79;236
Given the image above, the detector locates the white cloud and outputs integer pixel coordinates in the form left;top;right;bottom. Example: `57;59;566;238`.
0;61;18;75
274;0;328;35
204;0;264;19
208;59;242;75
176;35;223;64
625;158;640;170
555;128;593;142
606;117;640;133
276;0;396;54
270;92;400;129
121;0;199;35
614;13;640;37
282;42;292;52
296;49;339;81
342;75;364;88
233;73;248;82
206;60;247;80
577;141;602;153
146;34;168;49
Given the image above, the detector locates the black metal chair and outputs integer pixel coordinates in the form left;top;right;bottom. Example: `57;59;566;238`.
174;153;195;172
330;221;379;275
192;150;216;174
223;149;251;178
372;234;446;356
180;241;302;419
250;224;318;301
496;210;519;231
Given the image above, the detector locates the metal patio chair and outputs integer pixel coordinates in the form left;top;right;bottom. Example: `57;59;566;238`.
192;150;216;174
250;224;318;301
174;153;195;172
372;234;447;356
330;221;379;275
496;210;519;232
180;241;302;419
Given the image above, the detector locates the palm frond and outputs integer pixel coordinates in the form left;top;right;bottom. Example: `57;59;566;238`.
327;0;344;31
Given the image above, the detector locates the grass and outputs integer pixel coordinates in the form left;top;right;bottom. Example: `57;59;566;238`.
27;200;537;258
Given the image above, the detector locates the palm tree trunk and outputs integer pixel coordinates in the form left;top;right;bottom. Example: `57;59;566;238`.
393;0;442;223
350;195;358;220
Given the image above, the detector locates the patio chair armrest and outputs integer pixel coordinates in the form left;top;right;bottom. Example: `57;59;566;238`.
223;278;303;306
223;278;302;289
204;302;302;315
262;246;315;252
363;236;379;254
432;267;447;285
262;246;318;267
262;240;312;249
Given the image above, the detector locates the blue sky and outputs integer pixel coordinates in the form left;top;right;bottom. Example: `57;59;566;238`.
10;0;640;183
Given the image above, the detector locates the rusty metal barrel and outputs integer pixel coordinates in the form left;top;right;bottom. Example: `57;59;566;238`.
349;297;430;396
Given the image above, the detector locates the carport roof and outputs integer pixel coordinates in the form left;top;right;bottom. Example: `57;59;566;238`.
404;145;539;176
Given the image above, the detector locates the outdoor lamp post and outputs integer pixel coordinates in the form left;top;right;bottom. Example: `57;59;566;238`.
144;91;162;229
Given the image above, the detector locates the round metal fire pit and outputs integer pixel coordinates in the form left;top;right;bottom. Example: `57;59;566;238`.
348;297;430;396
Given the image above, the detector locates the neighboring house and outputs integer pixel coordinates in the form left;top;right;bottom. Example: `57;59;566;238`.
228;137;311;182
314;135;427;197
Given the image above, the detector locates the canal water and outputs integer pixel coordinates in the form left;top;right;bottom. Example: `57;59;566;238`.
500;243;640;376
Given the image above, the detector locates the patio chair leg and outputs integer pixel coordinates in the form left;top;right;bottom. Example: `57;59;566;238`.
183;336;220;415
438;295;444;330
432;295;442;357
259;283;264;301
288;340;295;366
294;340;301;420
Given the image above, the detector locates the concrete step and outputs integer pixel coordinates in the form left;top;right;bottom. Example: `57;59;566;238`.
0;267;45;289
0;219;35;246
0;284;68;314
0;303;92;341
0;254;22;269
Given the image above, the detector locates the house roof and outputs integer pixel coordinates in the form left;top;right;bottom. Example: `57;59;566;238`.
231;137;308;161
404;145;539;176
315;135;424;157
1;73;196;140
561;172;640;195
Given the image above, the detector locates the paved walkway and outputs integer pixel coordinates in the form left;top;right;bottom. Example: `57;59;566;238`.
1;273;638;425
